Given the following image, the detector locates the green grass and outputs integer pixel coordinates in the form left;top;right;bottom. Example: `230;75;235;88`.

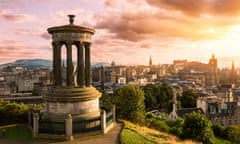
121;128;155;144
0;124;32;140
120;120;232;144
0;124;60;143
119;120;184;144
213;137;231;144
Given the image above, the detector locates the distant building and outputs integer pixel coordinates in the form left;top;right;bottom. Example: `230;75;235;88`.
229;61;237;84
117;77;126;85
197;86;240;126
172;54;219;87
16;78;39;93
170;88;203;119
206;54;218;86
173;59;187;72
111;61;117;85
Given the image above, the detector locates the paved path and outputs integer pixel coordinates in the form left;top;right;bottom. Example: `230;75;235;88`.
55;123;122;144
0;123;122;144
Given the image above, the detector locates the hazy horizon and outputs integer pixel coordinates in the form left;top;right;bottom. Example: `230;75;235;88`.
1;56;239;69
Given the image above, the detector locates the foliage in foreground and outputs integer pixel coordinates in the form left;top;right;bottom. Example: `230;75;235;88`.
120;120;198;144
145;112;183;137
180;89;199;108
224;125;240;143
98;88;113;111
182;112;214;144
114;85;145;124
143;83;173;112
0;100;28;124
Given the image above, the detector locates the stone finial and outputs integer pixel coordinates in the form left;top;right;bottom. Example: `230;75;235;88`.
68;14;75;25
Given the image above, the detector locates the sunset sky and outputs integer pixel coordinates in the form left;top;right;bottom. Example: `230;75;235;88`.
1;0;240;68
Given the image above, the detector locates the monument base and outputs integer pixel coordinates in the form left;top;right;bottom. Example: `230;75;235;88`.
37;86;102;136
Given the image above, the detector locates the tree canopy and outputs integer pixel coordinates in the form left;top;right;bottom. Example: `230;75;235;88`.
182;111;214;144
143;83;173;113
180;89;199;108
114;85;145;124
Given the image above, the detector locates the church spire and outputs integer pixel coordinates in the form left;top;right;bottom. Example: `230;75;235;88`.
232;60;235;71
149;55;152;66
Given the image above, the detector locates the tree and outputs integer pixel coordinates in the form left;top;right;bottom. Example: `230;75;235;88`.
180;89;199;108
182;112;214;144
99;88;113;111
157;83;173;113
143;83;173;113
114;85;145;124
143;84;157;110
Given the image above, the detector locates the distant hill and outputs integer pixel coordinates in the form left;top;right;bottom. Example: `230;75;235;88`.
0;59;110;70
0;59;52;70
91;62;110;68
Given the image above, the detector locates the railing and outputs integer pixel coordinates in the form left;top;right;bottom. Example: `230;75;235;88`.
29;111;34;128
73;116;101;134
38;119;65;134
106;111;113;127
29;106;115;139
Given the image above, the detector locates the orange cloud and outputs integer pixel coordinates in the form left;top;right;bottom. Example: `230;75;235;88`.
95;0;240;42
146;0;206;17
146;0;240;17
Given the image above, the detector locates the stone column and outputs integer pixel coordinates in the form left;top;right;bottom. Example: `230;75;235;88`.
33;113;39;137
101;110;106;133
101;66;105;90
65;114;73;141
66;42;73;87
54;42;62;86
52;42;57;86
77;42;84;87
113;105;116;123
85;43;91;86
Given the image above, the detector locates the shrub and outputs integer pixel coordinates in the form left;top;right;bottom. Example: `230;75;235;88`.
182;112;214;144
150;119;170;132
169;126;182;136
225;125;240;143
212;124;226;138
0;100;28;124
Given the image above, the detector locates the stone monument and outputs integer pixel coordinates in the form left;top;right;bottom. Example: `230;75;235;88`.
37;15;102;138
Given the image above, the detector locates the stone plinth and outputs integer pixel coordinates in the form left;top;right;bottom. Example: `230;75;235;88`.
43;86;101;120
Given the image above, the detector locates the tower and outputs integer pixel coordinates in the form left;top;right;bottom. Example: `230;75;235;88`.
229;60;237;84
40;15;102;138
111;60;116;85
207;54;218;86
208;54;217;67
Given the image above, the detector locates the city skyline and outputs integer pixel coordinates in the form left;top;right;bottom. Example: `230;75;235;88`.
1;0;240;68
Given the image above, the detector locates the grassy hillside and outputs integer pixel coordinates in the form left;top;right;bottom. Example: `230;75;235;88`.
120;120;200;144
